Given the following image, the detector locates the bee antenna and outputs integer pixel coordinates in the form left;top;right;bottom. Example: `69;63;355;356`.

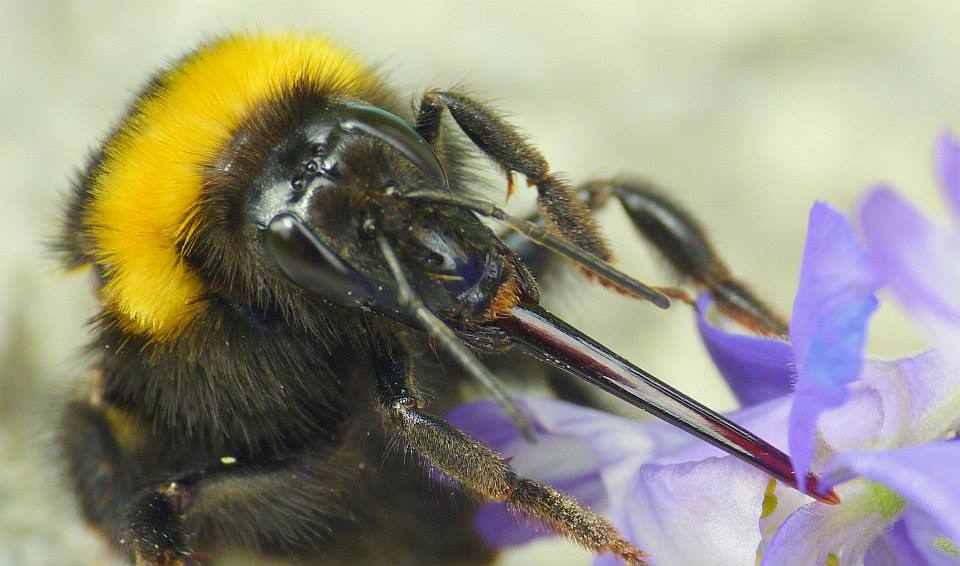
401;189;670;309
375;234;537;443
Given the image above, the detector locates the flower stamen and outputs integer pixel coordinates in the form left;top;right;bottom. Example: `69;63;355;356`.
865;482;905;520
760;479;778;519
935;537;960;558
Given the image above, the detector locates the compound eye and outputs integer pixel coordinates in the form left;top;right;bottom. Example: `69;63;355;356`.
264;213;373;306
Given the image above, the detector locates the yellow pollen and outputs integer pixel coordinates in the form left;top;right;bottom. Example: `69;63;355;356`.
760;479;778;519
935;537;960;557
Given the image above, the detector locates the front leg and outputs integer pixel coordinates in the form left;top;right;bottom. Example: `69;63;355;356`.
501;177;788;337
372;347;647;566
415;90;612;265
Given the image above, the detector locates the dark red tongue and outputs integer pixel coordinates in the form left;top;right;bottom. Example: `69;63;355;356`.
494;302;839;505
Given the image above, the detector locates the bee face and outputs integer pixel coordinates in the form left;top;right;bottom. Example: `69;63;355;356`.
191;89;521;328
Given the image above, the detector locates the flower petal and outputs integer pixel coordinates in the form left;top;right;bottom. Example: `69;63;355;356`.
814;348;960;459
696;294;794;406
864;516;932;566
616;457;767;566
788;202;880;490
473;503;547;548
447;397;686;548
893;350;960;427
449;397;684;482
860;187;960;368
760;485;888;566
446;398;605;504
938;131;960;218
911;510;960;566
901;507;960;566
824;442;960;547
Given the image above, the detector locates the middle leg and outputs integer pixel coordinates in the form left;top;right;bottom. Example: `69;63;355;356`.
372;344;647;566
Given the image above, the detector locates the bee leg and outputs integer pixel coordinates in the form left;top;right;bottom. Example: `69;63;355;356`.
113;448;373;566
496;176;787;337
62;400;146;536
423;104;790;335
576;179;788;337
62;401;196;565
121;485;195;566
373;350;648;566
415;90;612;266
62;402;355;565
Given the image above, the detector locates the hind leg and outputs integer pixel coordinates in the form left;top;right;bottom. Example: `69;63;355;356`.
63;399;356;566
62;398;143;535
63;399;197;566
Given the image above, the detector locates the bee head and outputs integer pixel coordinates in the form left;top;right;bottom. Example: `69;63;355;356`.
192;93;531;332
66;33;534;342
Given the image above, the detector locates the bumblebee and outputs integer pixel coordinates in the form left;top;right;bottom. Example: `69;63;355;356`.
58;32;832;566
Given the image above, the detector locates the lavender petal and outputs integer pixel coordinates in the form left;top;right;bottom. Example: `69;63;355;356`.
937;131;960;218
696;294;794;406
614;457;767;566
860;187;960;369
824;443;960;547
788;202;880;490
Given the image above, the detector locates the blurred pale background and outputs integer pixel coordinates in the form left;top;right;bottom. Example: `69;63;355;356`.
2;1;959;565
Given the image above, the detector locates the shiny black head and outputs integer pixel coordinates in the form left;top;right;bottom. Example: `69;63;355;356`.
187;87;533;334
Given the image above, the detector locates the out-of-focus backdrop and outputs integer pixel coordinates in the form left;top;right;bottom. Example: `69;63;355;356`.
2;2;958;565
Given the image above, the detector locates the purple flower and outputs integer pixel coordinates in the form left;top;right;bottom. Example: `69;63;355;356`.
859;133;960;373
448;133;960;564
